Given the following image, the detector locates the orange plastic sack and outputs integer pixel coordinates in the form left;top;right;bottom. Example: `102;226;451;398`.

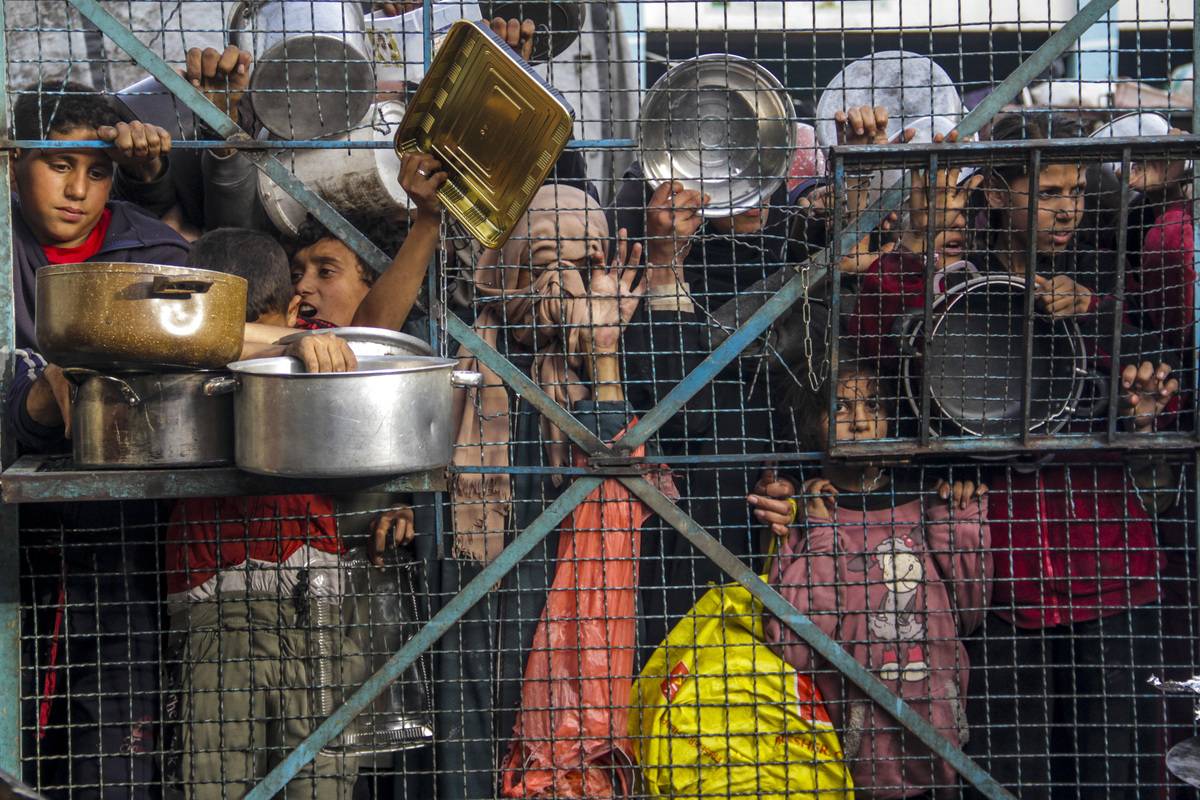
502;430;667;799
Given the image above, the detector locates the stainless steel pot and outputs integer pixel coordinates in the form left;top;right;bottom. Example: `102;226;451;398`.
276;326;432;357
258;102;410;237
309;547;433;756
228;0;375;139
206;355;482;477
67;369;235;468
36;262;248;370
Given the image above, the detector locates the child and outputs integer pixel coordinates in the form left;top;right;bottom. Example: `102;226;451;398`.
750;356;991;799
289;154;446;331
844;111;1181;796
167;228;414;800
6;80;186;800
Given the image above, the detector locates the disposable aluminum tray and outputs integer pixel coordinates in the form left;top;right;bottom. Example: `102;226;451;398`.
394;19;575;249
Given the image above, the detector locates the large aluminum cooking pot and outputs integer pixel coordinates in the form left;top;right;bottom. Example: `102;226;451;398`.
206;355;482;477
258;102;410;237
36;263;248;370
66;369;235;468
638;54;795;217
228;0;375;139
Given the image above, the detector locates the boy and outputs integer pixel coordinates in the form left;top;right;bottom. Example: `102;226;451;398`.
7;81;187;800
167;228;401;800
289;152;445;332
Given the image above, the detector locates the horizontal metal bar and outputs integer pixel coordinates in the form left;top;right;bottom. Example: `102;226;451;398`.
620;474;1016;800
0;137;638;151
66;0;239;136
828;431;1200;459
833;133;1200;170
442;313;610;456
244;475;601;800
0;456;445;505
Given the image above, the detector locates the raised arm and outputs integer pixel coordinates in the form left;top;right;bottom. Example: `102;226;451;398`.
350;153;447;331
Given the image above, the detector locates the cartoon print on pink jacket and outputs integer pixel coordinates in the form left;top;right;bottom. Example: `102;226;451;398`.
848;529;930;683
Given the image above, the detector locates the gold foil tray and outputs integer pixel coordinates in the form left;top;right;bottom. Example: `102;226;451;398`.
394;20;575;249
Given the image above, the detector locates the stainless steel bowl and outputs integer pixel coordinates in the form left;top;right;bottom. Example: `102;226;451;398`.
638;54;795;217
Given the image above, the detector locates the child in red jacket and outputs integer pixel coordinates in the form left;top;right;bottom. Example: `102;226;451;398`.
845;112;1181;797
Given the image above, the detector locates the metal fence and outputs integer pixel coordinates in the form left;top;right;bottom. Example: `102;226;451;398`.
4;1;1200;799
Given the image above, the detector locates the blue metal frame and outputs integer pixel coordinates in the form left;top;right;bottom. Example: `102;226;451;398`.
0;0;19;771
0;0;1158;795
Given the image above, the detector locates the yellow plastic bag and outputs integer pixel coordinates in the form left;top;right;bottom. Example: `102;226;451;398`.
630;579;855;799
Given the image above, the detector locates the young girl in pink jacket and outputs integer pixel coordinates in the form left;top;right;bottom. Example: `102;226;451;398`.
750;356;992;798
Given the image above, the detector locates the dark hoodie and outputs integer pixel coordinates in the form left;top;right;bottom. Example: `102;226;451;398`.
7;196;190;451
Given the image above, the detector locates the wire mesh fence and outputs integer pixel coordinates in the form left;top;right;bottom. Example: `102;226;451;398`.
4;1;1200;799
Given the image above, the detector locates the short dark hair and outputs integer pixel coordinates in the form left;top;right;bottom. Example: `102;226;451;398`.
187;228;294;322
292;213;412;285
13;81;122;141
986;112;1084;187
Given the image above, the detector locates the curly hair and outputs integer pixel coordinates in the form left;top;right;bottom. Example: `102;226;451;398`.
291;213;412;284
13;81;121;141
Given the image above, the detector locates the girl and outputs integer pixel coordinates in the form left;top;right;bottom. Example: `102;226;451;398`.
845;111;1180;797
749;356;992;798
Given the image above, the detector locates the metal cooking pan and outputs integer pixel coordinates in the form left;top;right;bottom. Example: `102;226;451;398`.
36;262;247;370
898;272;1089;438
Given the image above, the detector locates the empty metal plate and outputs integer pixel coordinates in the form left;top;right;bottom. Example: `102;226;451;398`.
638;54;795;217
394;20;575;249
816;51;962;149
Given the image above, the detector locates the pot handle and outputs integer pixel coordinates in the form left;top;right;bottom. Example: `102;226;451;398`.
203;376;241;396
450;370;484;388
150;276;213;298
61;368;141;406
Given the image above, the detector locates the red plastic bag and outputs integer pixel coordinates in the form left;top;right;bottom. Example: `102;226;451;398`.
501;428;665;799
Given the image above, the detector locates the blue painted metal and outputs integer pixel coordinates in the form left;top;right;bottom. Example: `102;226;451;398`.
442;313;610;455
244;476;602;800
65;0;392;275
1;137;639;151
0;0;20;769
619;475;1017;800
1069;0;1118;82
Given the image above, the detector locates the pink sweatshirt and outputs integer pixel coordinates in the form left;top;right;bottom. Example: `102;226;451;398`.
765;486;992;798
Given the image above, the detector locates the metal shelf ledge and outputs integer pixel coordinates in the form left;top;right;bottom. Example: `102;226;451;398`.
0;455;446;504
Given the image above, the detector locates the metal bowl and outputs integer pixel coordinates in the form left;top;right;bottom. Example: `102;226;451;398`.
816;51;962;149
638;54;795;217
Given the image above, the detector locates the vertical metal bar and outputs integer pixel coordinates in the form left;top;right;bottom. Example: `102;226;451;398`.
1021;149;1040;445
245;476;602;800
828;154;844;451
919;152;938;447
1192;0;1200;445
1069;0;1118;82
0;0;20;771
1106;147;1131;442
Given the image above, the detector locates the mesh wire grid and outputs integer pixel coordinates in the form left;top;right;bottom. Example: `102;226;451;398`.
3;1;1200;799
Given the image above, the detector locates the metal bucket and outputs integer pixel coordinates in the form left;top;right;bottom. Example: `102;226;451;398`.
258;102;409;237
228;0;375;139
313;547;434;755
